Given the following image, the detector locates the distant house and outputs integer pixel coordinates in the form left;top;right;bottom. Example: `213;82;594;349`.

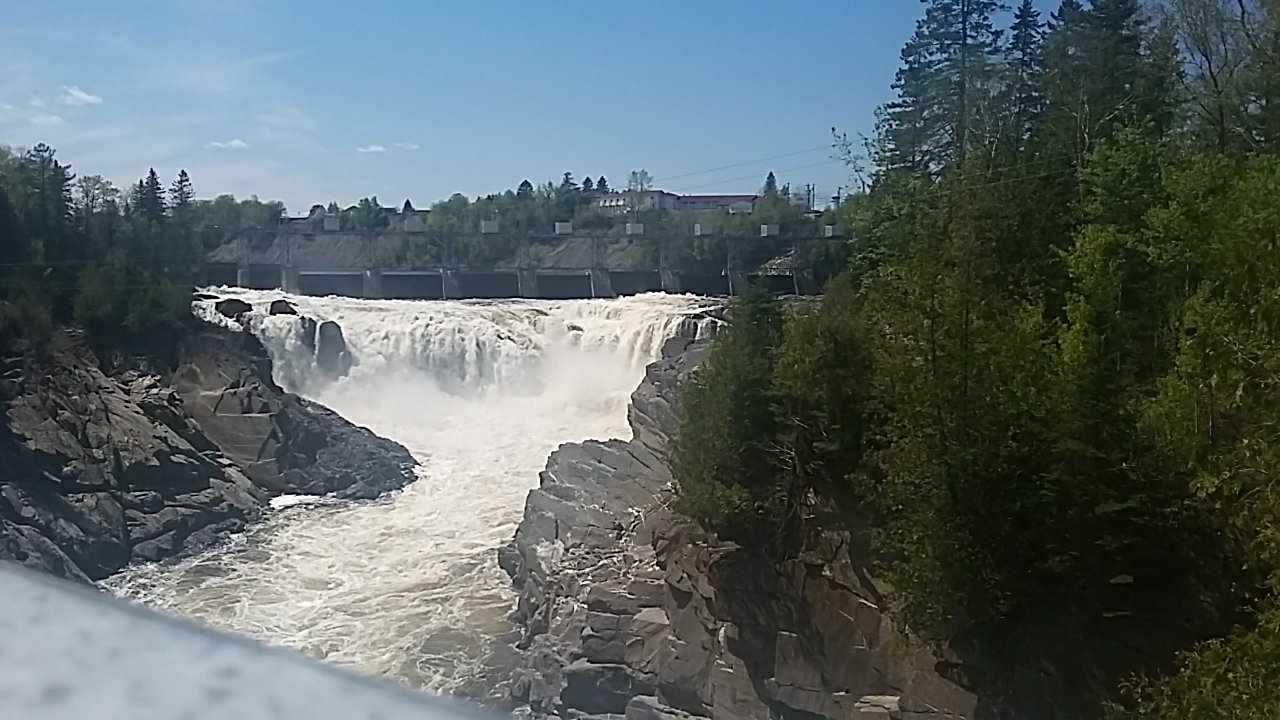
675;194;758;215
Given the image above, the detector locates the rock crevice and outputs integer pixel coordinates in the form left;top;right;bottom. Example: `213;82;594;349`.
503;333;977;720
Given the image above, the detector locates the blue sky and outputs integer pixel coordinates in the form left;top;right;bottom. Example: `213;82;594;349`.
0;1;1038;212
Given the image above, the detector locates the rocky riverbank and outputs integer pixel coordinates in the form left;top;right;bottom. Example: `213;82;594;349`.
500;333;977;719
0;303;415;583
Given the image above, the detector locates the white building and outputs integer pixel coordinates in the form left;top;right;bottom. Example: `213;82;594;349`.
596;191;680;214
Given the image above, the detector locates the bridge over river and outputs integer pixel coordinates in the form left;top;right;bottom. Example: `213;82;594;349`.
204;230;841;300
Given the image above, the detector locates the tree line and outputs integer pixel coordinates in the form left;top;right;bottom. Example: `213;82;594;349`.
675;0;1280;716
0;144;284;340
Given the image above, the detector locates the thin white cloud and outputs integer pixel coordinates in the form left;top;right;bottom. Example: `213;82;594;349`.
59;85;104;106
29;114;65;126
0;101;13;112
394;142;420;150
207;138;249;149
356;144;386;153
29;97;45;108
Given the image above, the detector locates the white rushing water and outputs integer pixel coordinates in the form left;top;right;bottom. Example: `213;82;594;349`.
107;289;715;702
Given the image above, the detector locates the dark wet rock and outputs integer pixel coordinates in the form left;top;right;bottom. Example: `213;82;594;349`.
0;321;415;583
214;298;252;319
315;320;352;378
503;317;977;719
268;299;299;316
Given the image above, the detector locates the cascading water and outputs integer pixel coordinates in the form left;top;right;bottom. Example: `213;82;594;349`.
106;289;716;702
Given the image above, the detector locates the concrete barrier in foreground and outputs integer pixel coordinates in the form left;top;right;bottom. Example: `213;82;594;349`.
0;563;495;720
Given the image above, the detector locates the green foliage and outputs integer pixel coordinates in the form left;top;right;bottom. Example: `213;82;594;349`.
674;285;784;535
0;145;200;340
678;0;1280;712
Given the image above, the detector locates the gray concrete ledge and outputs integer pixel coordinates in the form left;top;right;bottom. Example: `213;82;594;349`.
0;563;495;720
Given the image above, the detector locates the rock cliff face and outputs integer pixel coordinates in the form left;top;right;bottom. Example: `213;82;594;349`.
501;335;977;720
0;316;415;584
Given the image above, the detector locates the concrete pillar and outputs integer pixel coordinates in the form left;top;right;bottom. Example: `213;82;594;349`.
235;267;250;288
362;268;382;299
589;270;616;299
441;270;462;300
517;270;539;298
281;267;301;294
660;270;683;294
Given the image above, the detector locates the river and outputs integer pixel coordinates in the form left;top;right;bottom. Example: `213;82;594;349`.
106;290;712;703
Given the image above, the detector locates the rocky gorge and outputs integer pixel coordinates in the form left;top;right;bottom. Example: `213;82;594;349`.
0;301;415;584
499;332;978;720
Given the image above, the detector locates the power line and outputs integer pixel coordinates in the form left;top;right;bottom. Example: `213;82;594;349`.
667;159;847;193
651;144;834;185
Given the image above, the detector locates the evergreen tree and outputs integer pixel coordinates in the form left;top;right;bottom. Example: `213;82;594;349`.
1040;0;1093;162
516;179;534;199
883;0;1006;172
1006;0;1045;146
581;176;595;193
402;198;415;212
326;201;340;214
140;168;166;222
22;143;75;235
596;176;611;194
170;170;194;213
763;171;778;195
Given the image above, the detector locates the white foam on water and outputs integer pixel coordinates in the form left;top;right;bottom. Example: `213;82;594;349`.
106;289;714;702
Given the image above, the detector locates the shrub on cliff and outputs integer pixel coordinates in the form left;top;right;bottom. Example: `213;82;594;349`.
675;280;872;547
674;283;782;534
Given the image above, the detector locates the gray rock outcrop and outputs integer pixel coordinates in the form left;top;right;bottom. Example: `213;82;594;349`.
502;333;976;719
1;317;415;583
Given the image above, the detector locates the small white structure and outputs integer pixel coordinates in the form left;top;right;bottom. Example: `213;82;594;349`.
480;220;500;234
760;224;780;237
554;222;573;235
625;223;644;236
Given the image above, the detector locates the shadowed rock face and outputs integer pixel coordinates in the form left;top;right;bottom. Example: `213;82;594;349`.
502;332;977;720
0;321;415;583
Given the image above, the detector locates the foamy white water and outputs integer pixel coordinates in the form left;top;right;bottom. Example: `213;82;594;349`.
107;289;715;702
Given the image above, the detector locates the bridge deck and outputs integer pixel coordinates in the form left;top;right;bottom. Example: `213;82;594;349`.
0;563;491;719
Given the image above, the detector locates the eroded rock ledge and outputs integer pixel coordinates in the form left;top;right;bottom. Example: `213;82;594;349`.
0;313;415;583
501;334;977;719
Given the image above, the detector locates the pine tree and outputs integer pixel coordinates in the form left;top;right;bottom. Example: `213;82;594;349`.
516;179;534;199
582;176;595;193
596;176;611;194
170;170;193;213
22;143;75;232
1007;0;1045;146
326;201;340;214
402;198;415;212
883;0;1005;173
1040;0;1094;162
763;171;778;195
140;168;166;222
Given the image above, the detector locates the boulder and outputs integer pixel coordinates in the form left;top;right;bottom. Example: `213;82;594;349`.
214;298;252;320
268;299;299;316
315;320;352;377
0;322;416;583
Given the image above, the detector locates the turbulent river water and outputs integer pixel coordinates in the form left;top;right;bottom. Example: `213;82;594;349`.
106;289;713;703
